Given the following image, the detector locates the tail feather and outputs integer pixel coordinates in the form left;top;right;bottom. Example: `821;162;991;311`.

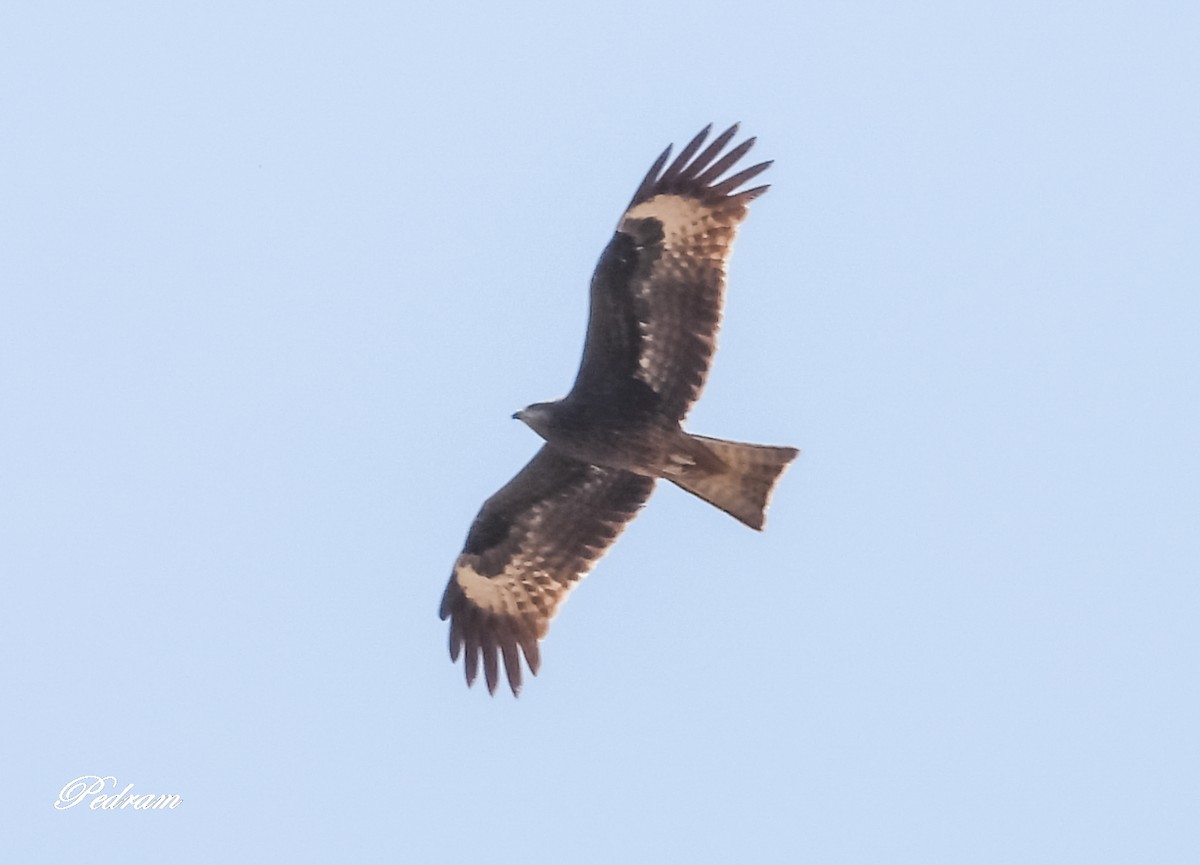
668;434;798;530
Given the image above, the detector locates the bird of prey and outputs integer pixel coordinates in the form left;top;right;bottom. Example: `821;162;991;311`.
439;124;798;695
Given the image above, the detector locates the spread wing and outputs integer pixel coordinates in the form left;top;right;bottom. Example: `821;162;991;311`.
439;446;655;695
568;123;771;421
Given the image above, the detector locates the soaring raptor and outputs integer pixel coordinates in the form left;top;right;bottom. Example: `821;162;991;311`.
439;124;798;695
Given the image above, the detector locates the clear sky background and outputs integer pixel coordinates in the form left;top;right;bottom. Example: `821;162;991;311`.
3;2;1198;862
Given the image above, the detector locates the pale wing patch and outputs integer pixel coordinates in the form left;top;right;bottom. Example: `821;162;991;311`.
622;194;726;252
452;552;580;636
454;562;529;618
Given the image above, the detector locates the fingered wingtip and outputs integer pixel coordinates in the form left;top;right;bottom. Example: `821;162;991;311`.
627;122;770;208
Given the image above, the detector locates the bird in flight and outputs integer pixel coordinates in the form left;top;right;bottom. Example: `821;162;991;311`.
439;124;798;695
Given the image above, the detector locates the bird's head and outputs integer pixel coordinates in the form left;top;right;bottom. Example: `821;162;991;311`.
513;401;558;439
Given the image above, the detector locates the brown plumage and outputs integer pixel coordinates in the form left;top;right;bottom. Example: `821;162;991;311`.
440;124;798;695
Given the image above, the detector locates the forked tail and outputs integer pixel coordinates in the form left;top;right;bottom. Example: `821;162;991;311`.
668;433;799;530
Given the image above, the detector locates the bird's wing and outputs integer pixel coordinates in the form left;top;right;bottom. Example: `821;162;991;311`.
569;123;771;421
439;446;655;695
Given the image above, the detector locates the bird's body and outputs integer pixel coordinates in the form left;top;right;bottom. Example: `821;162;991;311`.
515;400;685;477
440;124;798;695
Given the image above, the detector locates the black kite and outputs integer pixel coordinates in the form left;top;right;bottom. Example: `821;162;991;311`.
439;124;798;695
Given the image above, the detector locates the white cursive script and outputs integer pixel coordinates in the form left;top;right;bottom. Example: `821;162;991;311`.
54;775;182;811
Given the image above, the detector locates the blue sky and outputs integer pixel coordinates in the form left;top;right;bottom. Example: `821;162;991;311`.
4;2;1198;862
